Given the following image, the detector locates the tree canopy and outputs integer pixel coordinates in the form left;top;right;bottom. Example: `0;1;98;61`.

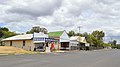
0;27;18;38
26;26;48;34
92;30;105;40
67;31;76;37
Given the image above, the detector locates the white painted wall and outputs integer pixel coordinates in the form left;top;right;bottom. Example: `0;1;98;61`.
60;31;70;42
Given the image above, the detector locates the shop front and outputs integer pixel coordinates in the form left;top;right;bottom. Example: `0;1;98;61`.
33;37;59;52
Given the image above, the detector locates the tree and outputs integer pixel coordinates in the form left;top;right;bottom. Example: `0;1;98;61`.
67;31;75;37
2;31;17;38
82;32;92;44
99;31;105;40
0;27;9;31
32;26;41;33
41;28;48;34
82;32;89;37
0;30;4;38
75;33;83;36
0;27;18;38
85;30;105;48
92;30;105;40
110;40;117;46
26;26;48;34
26;31;33;34
90;35;98;47
103;43;111;47
112;40;117;46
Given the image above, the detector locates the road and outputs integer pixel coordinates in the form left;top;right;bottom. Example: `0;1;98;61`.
0;49;120;67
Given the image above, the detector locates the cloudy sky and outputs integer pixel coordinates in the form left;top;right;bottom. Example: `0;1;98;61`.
0;0;120;43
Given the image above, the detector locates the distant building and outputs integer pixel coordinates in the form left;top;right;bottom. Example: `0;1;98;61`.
70;36;89;50
48;30;70;50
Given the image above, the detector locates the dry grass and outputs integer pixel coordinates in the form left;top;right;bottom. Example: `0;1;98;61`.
0;46;36;54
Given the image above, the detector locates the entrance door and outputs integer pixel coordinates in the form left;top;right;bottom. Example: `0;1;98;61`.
34;43;45;52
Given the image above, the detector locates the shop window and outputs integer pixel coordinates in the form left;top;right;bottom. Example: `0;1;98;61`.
61;42;69;48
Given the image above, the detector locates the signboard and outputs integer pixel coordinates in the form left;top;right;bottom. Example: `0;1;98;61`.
45;38;59;42
33;33;58;43
33;32;48;38
33;38;45;43
33;38;45;41
33;32;48;43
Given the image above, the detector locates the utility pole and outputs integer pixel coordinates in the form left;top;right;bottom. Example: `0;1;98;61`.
78;26;82;50
78;26;82;34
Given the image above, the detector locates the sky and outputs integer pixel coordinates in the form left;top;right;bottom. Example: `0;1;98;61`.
0;0;120;43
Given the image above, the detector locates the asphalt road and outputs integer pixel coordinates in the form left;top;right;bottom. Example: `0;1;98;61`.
0;49;120;67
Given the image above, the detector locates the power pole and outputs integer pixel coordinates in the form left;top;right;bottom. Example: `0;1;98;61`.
78;26;82;34
78;26;82;50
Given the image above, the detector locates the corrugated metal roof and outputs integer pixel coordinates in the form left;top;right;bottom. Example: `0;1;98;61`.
70;36;79;41
70;36;87;43
2;34;33;41
80;37;86;43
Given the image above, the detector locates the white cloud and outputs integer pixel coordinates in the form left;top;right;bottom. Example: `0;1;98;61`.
0;0;120;43
7;0;62;17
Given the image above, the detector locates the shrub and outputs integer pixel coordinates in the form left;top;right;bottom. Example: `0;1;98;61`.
103;43;111;47
112;45;120;49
